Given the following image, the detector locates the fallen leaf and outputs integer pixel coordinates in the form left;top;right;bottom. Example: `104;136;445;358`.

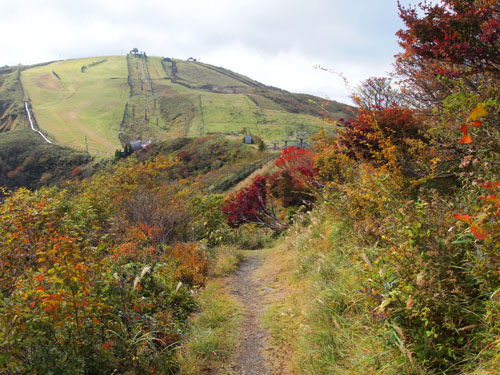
469;105;487;121
458;133;473;144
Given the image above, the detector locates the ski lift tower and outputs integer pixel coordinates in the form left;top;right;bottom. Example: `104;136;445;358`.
199;95;205;136
296;131;308;148
281;136;291;149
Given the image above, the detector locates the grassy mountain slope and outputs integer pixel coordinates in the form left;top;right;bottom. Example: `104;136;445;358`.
175;60;257;88
0;54;350;189
15;54;350;152
21;56;128;153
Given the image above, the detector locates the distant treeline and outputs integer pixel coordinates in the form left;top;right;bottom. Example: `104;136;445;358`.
81;58;108;72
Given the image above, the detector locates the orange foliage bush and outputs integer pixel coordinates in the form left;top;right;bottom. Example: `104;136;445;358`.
169;242;210;286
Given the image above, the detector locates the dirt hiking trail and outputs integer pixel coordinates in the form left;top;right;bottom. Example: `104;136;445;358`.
228;253;270;374
224;248;292;375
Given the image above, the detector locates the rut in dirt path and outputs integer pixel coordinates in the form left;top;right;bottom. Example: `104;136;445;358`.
229;253;270;375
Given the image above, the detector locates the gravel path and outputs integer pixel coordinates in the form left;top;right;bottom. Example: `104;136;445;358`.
229;253;270;375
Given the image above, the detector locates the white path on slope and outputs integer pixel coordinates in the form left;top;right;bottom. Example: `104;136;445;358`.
24;101;52;144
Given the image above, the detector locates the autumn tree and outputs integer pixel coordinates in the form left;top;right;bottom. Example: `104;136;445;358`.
397;0;500;76
396;0;500;105
351;77;403;109
269;146;317;207
222;175;286;232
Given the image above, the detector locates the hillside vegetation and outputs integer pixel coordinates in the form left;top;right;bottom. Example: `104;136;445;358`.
0;130;95;190
11;54;350;153
0;68;25;132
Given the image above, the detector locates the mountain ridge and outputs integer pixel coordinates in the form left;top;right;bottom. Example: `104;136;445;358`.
0;54;352;153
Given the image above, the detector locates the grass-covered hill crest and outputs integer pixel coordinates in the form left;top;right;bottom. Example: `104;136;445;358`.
0;54;350;155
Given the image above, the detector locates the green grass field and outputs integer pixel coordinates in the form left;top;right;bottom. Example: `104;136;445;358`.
187;91;328;141
21;56;128;153
148;56;169;80
174;60;250;88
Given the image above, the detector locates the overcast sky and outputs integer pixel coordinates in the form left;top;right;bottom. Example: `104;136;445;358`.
1;0;420;104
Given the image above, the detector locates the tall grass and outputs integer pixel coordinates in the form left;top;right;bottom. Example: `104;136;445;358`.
262;208;425;374
177;280;242;374
177;245;243;374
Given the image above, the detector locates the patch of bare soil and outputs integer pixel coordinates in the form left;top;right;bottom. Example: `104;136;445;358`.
32;74;62;91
